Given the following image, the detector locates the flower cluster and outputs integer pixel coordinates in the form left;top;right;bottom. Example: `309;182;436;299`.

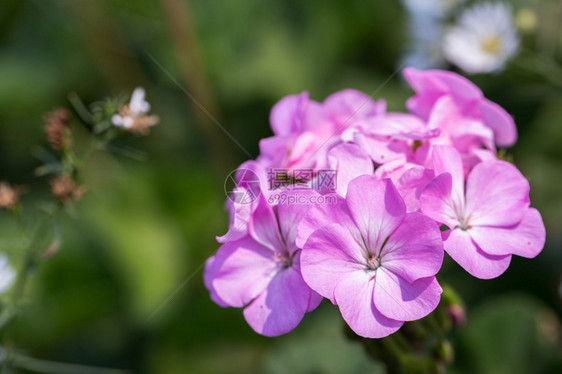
402;1;520;74
204;68;545;338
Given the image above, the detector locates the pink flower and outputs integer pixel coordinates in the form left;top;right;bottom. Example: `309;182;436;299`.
205;192;322;336
299;176;443;338
403;67;517;147
420;146;545;279
258;90;385;171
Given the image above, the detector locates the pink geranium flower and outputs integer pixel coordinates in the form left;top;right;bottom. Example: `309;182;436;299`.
420;146;545;279
403;67;517;147
258;90;385;171
205;192;322;336
299;176;443;338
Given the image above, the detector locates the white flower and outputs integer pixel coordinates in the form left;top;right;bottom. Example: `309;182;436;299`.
112;87;159;135
443;2;519;74
0;254;16;294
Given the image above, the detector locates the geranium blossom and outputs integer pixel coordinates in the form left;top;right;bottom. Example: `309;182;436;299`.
205;191;321;336
258;90;385;172
420;146;545;279
206;67;546;339
403;67;517;147
299;176;443;338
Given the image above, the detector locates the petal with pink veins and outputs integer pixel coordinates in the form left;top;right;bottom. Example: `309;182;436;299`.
465;160;530;227
381;212;444;283
334;270;403;338
212;237;278;307
431;145;465;208
374;268;442;321
249;195;285;252
469;208;545;258
443;229;512;279
328;143;373;197
301;224;367;303
346;176;406;253
243;266;310;337
419;173;460;229
277;190;317;253
295;195;358;249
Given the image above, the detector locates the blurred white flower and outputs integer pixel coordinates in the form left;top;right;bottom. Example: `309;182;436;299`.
0;254;15;294
112;87;159;135
443;2;519;74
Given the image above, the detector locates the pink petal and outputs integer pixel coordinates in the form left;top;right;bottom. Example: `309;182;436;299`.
212;237;278;307
346;176;406;253
216;197;251;243
381;212;444;283
270;92;308;136
419;173;460;229
374;268;442;321
203;256;228;307
396;165;435;212
286;131;322;169
465;160;530;227
324;89;386;120
295;194;358;249
431;145;465;208
301;224;367;303
249;195;285;252
276;190;317;253
354;132;404;164
307;290;323;312
334;270;403;338
243;266;310;337
449;119;495;152
443;229;512;279
403;68;482;119
477;99;517;147
327;143;373;197
469;208;545;258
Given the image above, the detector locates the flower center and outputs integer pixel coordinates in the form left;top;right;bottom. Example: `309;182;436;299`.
367;255;382;271
457;214;472;231
274;252;292;269
481;35;501;54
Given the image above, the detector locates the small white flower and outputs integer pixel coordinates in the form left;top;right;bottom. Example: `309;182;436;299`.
128;87;151;116
112;87;159;135
0;254;16;294
443;2;519;74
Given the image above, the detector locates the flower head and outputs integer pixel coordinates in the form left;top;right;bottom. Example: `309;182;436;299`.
299;176;443;338
443;2;519;74
403;67;517;147
50;174;86;205
112;87;159;135
0;182;25;210
43;108;71;150
205;191;321;336
420;146;545;279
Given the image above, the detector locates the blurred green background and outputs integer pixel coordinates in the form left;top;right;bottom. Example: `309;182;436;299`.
0;0;561;373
